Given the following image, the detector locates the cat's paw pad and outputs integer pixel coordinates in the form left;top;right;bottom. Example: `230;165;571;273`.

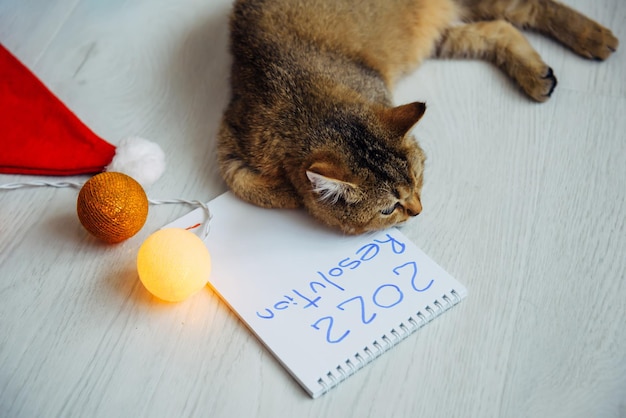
575;24;619;60
520;66;558;102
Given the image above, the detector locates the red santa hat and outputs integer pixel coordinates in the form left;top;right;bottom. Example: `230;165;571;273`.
0;44;164;187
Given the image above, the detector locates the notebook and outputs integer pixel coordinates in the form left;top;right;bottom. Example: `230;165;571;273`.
163;192;467;398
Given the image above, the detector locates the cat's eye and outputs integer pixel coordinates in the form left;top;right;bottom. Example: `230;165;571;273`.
381;202;402;215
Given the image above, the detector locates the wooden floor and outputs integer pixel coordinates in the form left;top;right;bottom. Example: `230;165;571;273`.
1;0;624;417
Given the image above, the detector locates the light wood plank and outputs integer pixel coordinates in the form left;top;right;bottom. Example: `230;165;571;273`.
1;0;624;417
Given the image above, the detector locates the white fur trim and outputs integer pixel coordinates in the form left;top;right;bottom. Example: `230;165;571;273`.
106;137;166;188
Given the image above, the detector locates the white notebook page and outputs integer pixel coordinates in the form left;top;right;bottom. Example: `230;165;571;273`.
164;192;467;398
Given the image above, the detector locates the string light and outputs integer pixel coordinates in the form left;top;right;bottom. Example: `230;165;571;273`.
1;175;212;302
137;228;212;302
77;172;149;243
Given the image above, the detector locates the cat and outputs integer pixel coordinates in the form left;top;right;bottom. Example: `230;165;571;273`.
217;0;618;234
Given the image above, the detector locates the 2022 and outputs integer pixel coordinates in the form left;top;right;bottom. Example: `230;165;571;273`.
311;261;434;344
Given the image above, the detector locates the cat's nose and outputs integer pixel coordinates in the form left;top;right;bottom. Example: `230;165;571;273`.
407;208;420;217
406;198;422;216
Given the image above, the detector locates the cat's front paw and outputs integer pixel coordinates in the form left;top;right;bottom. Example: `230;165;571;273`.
573;23;618;60
539;67;558;99
519;65;558;102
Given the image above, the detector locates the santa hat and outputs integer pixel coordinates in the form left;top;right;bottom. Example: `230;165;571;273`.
0;44;164;187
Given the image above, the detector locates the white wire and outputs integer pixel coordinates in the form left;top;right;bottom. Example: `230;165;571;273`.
0;180;212;239
0;180;83;190
148;198;212;239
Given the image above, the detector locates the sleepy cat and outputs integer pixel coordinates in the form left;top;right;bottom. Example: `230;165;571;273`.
217;0;618;234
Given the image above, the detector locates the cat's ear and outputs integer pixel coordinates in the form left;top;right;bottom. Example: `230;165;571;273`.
306;162;361;204
379;102;426;137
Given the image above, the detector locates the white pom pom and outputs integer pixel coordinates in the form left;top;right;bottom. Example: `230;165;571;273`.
106;137;166;188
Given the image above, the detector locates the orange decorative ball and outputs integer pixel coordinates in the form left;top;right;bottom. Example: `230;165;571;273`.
77;172;149;243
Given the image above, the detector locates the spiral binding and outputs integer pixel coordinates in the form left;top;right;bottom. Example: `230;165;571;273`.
316;289;464;394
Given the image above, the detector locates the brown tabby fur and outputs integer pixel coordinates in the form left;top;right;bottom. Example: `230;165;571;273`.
218;0;618;234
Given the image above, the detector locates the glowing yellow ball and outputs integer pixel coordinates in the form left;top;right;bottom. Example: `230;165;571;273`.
137;228;212;302
77;172;148;243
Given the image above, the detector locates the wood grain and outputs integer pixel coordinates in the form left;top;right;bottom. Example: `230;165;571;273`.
1;0;624;417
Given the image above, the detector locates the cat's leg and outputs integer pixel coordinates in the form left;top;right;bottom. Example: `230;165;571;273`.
435;20;557;101
218;153;302;209
459;0;618;60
